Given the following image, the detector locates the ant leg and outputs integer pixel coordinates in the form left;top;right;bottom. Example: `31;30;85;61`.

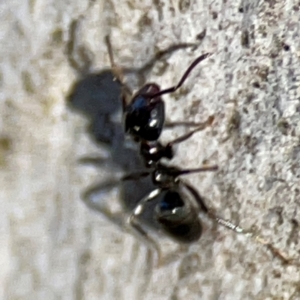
252;235;298;265
170;165;218;178
183;182;209;212
128;189;163;265
104;35;132;101
126;42;199;75
184;183;299;265
78;156;107;167
121;171;151;181
210;211;296;264
183;182;250;234
82;169;151;226
165;120;208;129
166;116;214;148
122;42;199;87
82;180;125;227
213;216;299;265
207;212;252;235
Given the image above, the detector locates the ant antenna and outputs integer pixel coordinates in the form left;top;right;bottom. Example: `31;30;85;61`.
149;52;212;101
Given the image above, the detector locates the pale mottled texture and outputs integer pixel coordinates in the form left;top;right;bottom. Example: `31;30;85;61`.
1;1;300;300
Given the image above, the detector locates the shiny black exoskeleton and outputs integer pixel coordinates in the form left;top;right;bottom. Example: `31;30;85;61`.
105;35;212;168
124;83;165;142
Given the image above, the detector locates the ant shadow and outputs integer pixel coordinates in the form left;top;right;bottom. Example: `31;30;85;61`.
67;69;159;229
66;34;201;232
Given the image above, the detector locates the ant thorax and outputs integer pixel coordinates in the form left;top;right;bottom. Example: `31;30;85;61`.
140;141;174;167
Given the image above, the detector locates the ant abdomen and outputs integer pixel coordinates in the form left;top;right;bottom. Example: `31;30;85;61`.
155;189;202;243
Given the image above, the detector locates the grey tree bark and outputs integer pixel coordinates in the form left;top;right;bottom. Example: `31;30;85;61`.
1;1;300;299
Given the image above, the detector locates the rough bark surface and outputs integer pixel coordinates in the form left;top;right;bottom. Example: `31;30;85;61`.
1;1;300;300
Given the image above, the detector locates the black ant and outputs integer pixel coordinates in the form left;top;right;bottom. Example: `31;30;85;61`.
84;37;248;245
81;36;295;266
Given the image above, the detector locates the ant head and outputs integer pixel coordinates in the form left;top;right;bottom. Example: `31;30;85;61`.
155;188;202;243
124;84;165;141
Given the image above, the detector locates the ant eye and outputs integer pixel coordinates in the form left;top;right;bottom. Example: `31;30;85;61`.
159;191;184;211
